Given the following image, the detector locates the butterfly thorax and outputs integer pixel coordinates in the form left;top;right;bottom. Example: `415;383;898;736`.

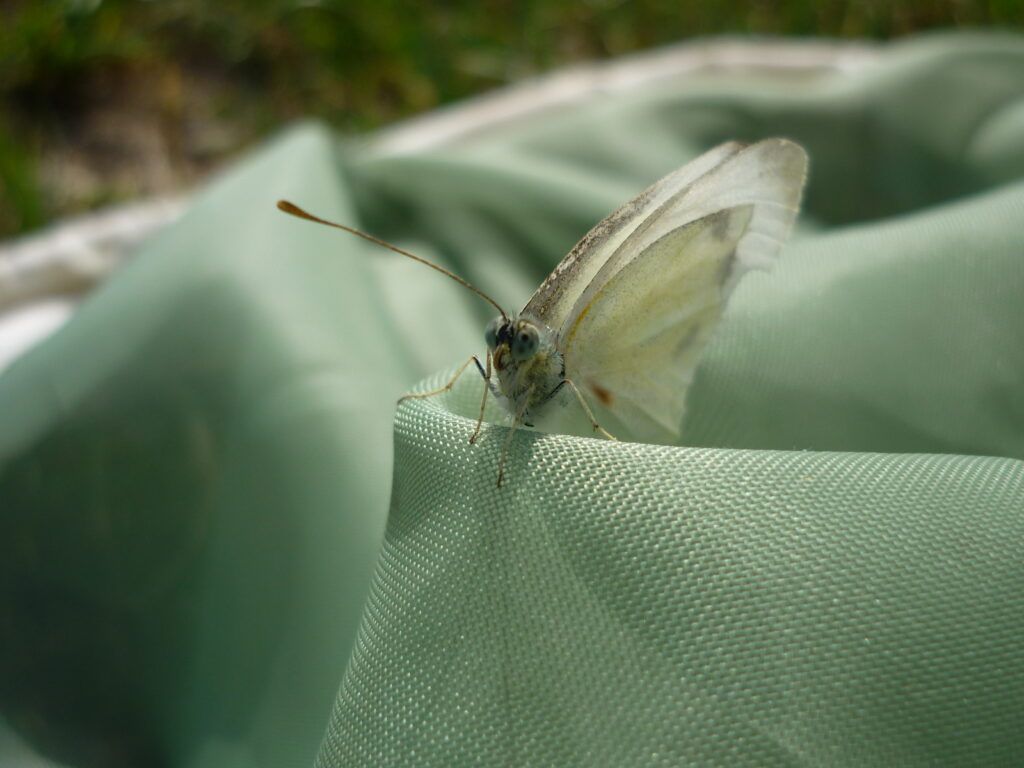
485;314;563;424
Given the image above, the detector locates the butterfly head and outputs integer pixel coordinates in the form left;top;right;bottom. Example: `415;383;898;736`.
485;315;542;371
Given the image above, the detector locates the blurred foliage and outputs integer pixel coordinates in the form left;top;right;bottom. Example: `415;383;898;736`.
1;0;1023;237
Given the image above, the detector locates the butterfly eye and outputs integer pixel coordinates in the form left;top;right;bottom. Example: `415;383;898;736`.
484;316;504;349
511;324;539;361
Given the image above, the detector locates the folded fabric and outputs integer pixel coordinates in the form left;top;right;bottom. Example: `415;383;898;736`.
1;32;1022;768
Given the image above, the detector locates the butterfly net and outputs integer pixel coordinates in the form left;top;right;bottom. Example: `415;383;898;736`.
317;374;1024;767
2;33;1024;768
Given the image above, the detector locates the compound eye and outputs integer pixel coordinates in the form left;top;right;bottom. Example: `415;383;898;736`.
511;324;540;361
484;316;503;349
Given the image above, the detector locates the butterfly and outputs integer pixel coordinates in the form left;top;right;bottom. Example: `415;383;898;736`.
279;138;808;485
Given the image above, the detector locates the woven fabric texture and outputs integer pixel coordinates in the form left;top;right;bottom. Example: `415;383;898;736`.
318;377;1024;766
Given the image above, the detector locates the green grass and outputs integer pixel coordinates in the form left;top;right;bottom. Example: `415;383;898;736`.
2;0;1023;237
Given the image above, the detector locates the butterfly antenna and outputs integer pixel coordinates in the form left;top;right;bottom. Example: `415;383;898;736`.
277;200;508;321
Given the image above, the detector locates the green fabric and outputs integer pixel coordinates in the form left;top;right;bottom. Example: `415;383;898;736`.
1;32;1023;767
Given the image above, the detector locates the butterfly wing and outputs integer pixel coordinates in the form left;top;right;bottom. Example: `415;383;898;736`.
522;142;745;329
557;139;808;442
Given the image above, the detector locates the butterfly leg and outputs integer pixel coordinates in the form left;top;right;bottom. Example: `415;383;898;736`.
561;378;617;441
497;386;533;488
398;355;497;444
469;351;492;445
397;355;482;405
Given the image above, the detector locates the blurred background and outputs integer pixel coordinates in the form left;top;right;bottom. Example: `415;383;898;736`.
3;0;1024;239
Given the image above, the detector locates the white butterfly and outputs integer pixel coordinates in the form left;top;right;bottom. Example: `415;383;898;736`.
279;138;808;485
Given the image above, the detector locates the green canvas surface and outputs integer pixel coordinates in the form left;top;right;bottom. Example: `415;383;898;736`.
2;33;1024;767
